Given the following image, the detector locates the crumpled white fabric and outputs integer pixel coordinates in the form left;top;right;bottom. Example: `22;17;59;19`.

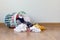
14;23;27;32
14;23;41;32
30;26;41;32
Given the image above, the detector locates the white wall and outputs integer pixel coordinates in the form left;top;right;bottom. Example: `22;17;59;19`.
0;0;60;23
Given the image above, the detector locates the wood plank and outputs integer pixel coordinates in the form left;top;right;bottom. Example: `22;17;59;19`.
0;23;60;40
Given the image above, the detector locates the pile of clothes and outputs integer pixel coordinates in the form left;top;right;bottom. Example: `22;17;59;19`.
14;14;46;32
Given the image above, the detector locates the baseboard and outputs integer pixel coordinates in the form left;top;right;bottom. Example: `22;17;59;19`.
0;22;60;26
0;22;60;24
39;23;60;24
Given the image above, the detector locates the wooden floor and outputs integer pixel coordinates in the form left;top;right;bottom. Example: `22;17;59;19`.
0;23;60;40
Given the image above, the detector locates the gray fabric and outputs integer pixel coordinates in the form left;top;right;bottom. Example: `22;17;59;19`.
16;20;21;25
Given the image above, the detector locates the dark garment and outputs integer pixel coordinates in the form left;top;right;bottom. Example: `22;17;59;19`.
25;22;33;28
16;18;33;28
16;18;25;23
